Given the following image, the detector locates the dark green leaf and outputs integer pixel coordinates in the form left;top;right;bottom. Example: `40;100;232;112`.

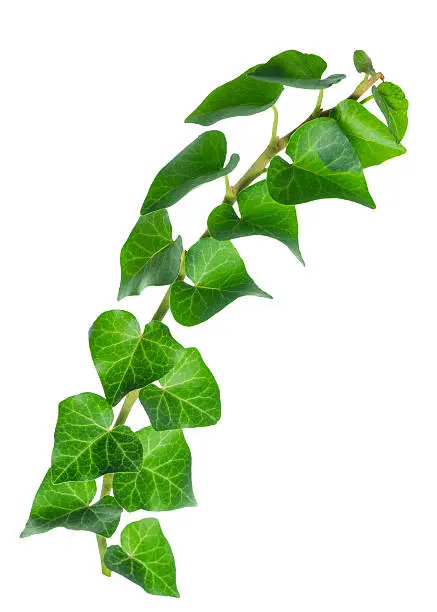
113;427;196;511
248;50;345;89
267;118;375;208
335;99;406;167
372;81;409;142
89;311;185;406
21;469;121;538
105;518;179;597
353;50;375;74
51;392;143;483
170;238;271;326
118;210;183;300
185;66;283;126
207;180;304;264
140;347;221;429
141;131;239;214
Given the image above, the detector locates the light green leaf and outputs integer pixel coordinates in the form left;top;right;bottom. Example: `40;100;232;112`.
185;66;283;126
335;99;406;167
89;311;185;406
21;469;121;538
113;427;196;511
207;180;304;264
140;348;221;429
118;210;183;300
248;50;345;89
170;238;271;326
267;118;375;209
372;81;408;142
105;518;179;597
141;131;239;214
51;392;143;483
353;50;375;74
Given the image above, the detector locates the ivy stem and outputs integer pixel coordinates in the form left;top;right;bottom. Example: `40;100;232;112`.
270;104;279;146
349;71;384;100
311;90;324;117
360;94;374;105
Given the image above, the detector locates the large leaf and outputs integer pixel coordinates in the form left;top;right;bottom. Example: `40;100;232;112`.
353;50;375;74
113;427;196;511
185;66;283;126
267;118;375;209
170;238;271;326
248;50;345;89
207;180;304;264
140;347;221;429
105;518;179;597
89;311;185;406
51;392;143;483
335;99;406;168
372;81;409;142
141;131;239;214
21;469;121;538
118;210;183;300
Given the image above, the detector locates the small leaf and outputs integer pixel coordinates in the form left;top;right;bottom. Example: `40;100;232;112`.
267;118;375;209
353;50;375;74
89;311;185;406
335;99;406;167
21;469;122;538
141;131;239;214
207;180;304;264
185;66;283;126
140;347;221;429
248;50;345;89
51;392;143;483
105;518;179;597
113;427;196;511
372;81;409;142
118;210;183;300
170;238;271;326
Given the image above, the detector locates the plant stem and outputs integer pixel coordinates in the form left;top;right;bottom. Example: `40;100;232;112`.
360;94;374;105
349;72;384;100
311;90;324;117
270;104;279;146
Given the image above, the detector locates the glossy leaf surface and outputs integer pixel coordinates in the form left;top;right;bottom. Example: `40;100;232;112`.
141;131;239;214
372;81;409;142
353;50;375;74
170;238;271;326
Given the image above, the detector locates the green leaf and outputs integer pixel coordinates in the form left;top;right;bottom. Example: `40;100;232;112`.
141;131;239;214
372;81;409;142
89;311;185;406
118;210;183;300
267;118;375;209
21;469;121;538
185;66;283;126
51;392;143;483
113;427;196;511
140;347;221;429
335;99;406;167
248;50;345;89
105;518;179;597
207;180;304;264
170;238;271;326
353;50;375;74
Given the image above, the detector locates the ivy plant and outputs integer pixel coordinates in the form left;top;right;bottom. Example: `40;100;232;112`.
22;48;408;598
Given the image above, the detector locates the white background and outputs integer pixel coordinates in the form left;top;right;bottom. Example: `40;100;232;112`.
1;1;435;610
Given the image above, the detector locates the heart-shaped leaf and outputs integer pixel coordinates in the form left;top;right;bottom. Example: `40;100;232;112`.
118;210;183;300
105;518;179;597
141;131;239;214
248;50;345;89
113;427;196;512
372;81;409;142
207;180;304;264
353;50;375;74
267;118;375;208
335;99;406;167
89;311;185;406
170;238;271;326
21;469;122;538
51;392;143;483
185;66;283;126
139;347;221;429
